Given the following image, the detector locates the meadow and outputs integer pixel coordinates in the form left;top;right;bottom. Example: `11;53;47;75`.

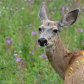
0;0;84;84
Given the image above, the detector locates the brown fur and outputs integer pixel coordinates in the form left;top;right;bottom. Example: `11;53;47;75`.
42;20;58;28
46;34;84;84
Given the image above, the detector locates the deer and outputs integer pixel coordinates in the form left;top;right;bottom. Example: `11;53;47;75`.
38;2;84;84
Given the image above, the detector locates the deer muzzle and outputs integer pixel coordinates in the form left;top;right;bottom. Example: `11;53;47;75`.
38;38;47;47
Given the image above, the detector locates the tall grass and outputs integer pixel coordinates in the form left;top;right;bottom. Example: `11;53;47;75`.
0;0;84;84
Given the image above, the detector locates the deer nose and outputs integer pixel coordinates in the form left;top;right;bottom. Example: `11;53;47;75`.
38;38;47;47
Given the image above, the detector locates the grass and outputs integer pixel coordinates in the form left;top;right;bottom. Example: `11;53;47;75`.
0;0;84;84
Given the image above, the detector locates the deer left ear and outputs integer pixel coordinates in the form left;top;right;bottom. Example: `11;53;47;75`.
58;8;79;31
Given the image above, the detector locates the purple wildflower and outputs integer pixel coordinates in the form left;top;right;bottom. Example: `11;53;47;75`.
10;38;13;41
66;7;69;11
44;55;48;61
82;42;84;46
73;47;75;50
14;51;16;53
62;7;65;15
16;58;21;62
39;55;44;58
39;54;48;61
28;0;31;1
12;42;14;44
6;38;13;44
19;51;22;53
79;29;83;32
76;29;78;32
21;8;24;10
32;31;38;36
14;54;17;56
18;43;21;45
31;1;34;3
6;40;11;44
31;52;34;55
15;4;17;6
54;7;56;9
62;6;69;15
16;7;18;10
62;6;65;10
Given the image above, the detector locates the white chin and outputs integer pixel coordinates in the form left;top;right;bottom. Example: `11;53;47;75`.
39;45;47;48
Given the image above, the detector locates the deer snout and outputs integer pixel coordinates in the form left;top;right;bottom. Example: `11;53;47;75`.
38;38;47;47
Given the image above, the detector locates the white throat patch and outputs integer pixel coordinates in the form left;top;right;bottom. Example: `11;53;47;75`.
44;45;56;53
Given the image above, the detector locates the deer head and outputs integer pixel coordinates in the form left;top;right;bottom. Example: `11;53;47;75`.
38;2;79;52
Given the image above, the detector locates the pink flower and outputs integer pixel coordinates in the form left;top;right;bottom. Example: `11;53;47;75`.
6;40;11;44
10;38;13;41
31;52;34;55
73;47;75;50
19;51;22;53
14;54;17;56
62;6;64;10
44;55;48;61
62;6;69;15
21;8;24;10
31;1;34;3
18;43;21;45
62;7;65;15
12;42;14;44
39;54;48;61
54;7;56;9
76;29;78;32
32;31;38;36
79;29;83;32
6;38;13;44
66;7;69;11
14;51;16;53
39;55;44;58
16;58;21;62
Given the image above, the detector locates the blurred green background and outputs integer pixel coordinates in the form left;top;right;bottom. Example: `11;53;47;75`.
0;0;84;84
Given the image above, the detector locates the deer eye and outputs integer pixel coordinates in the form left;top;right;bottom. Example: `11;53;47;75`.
53;29;58;33
38;28;42;31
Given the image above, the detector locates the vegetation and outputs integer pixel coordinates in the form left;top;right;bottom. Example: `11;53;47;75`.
0;0;84;84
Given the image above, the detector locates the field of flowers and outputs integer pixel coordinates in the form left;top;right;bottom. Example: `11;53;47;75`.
0;0;84;84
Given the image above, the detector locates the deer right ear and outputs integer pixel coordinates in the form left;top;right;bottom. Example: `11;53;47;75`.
39;2;48;23
58;8;79;31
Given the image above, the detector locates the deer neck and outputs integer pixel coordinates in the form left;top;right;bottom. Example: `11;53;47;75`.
45;34;72;80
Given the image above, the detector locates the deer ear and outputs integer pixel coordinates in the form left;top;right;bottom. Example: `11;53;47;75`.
39;2;48;23
58;8;79;31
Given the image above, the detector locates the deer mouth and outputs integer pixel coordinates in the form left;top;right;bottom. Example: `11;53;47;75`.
40;44;47;47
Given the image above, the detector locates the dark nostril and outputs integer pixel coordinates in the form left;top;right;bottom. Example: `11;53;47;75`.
38;39;41;43
38;38;47;46
44;39;47;44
